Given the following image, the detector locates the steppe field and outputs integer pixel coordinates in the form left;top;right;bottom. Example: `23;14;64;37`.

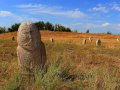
0;30;120;90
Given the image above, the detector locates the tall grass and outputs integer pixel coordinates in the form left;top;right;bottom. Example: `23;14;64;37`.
0;40;120;90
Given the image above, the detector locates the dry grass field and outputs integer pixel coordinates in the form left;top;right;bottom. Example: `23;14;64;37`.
0;30;120;90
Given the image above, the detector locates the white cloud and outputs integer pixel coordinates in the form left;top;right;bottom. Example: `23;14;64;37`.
90;2;120;13
17;4;62;9
16;4;85;18
49;9;85;18
102;22;110;27
0;10;38;22
111;3;120;11
62;22;120;34
86;22;116;30
112;6;120;11
17;4;42;8
91;4;108;13
69;23;82;26
13;15;38;22
0;10;13;17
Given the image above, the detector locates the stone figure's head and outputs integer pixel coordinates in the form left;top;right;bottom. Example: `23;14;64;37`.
17;22;41;50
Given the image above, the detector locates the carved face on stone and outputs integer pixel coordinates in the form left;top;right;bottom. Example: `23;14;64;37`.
17;22;41;50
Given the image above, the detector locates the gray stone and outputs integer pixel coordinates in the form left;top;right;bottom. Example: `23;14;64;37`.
83;39;87;45
17;22;46;83
12;36;15;41
88;37;92;42
50;38;54;42
96;39;101;46
117;38;119;42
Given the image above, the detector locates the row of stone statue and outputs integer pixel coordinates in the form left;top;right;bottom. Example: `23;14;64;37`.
12;33;119;47
49;38;102;46
82;38;101;46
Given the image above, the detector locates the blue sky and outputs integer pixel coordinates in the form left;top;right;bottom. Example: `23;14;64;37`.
0;0;120;34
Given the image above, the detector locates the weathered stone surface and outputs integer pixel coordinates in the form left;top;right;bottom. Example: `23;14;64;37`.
83;39;87;45
96;39;101;46
117;38;119;42
89;37;92;42
12;36;15;41
50;38;54;42
17;22;46;79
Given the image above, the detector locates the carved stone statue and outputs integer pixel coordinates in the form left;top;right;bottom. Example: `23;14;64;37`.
17;22;46;83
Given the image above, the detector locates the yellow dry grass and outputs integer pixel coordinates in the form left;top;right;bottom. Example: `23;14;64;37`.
0;30;120;43
0;31;120;90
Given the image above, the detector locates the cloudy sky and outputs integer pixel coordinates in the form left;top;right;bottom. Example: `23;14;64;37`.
0;0;120;34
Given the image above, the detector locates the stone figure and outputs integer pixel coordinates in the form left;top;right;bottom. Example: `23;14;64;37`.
83;39;87;45
12;36;15;41
50;38;54;42
17;22;46;83
96;39;101;46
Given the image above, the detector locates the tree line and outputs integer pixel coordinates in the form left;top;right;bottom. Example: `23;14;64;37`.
0;21;72;34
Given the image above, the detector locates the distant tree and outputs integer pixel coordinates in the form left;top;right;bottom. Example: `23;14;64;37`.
65;27;71;32
107;31;112;35
8;28;12;32
86;29;89;33
34;21;45;30
0;27;6;34
56;24;72;32
6;21;72;33
54;24;59;31
58;24;65;32
8;23;20;32
74;30;78;33
45;22;54;31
